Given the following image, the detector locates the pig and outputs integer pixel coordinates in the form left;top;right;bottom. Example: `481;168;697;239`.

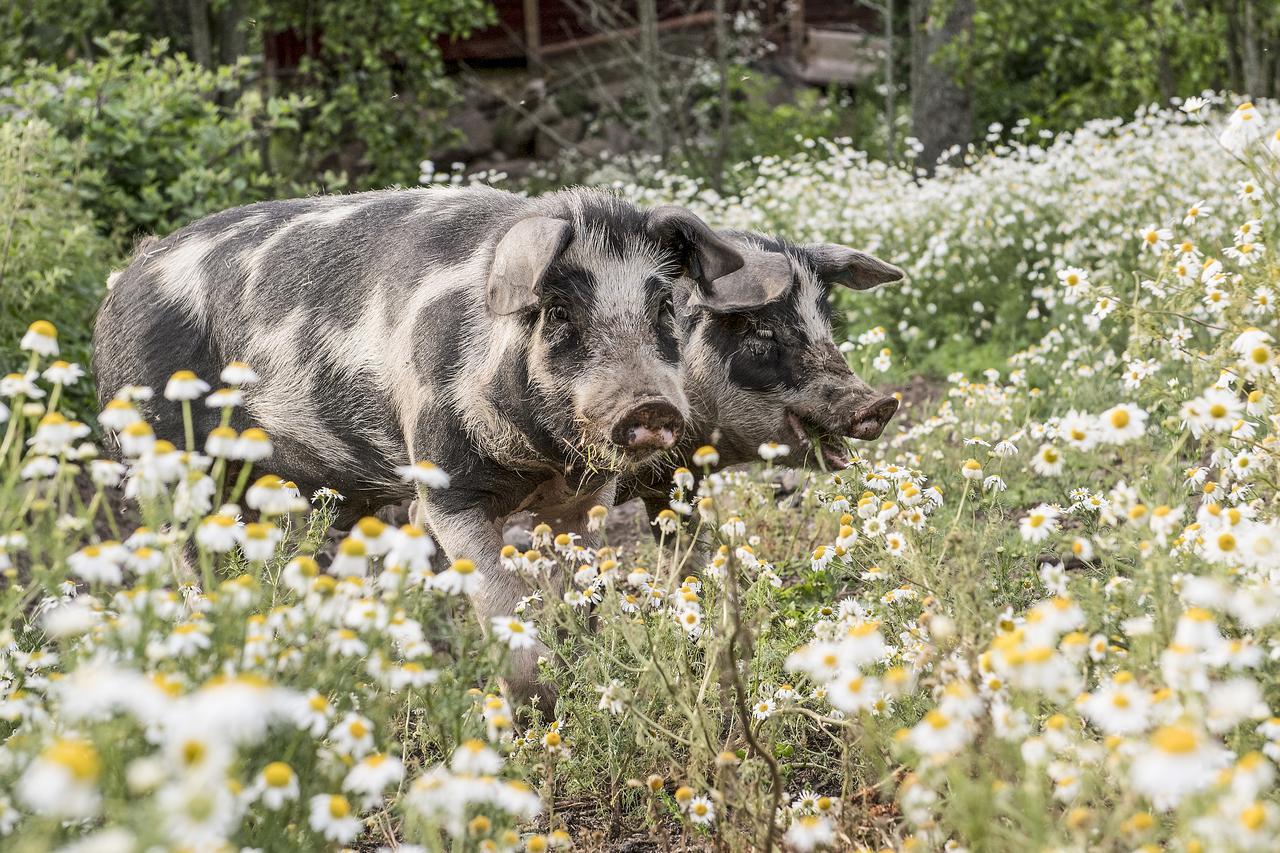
93;186;769;709
616;231;905;524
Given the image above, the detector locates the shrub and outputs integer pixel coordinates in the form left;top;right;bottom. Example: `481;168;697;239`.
1;33;309;247
0;118;114;419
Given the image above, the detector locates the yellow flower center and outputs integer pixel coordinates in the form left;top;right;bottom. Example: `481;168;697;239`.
46;738;100;781
1151;725;1198;755
328;794;350;818
264;761;293;787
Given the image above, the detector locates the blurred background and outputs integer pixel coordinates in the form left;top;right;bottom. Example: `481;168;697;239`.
1;0;1276;408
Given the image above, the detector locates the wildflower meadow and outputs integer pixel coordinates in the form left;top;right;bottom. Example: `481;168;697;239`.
2;97;1280;852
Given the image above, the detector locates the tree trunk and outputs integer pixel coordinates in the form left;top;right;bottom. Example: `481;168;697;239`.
883;0;897;162
188;0;213;67
637;0;666;156
1241;0;1267;97
909;0;973;173
216;0;248;66
712;0;731;190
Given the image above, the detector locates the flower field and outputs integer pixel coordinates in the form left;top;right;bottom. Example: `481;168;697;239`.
1;98;1279;851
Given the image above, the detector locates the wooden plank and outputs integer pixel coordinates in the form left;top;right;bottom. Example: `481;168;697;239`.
524;0;543;75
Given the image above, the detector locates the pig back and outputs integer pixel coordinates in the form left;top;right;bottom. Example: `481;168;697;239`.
93;186;528;516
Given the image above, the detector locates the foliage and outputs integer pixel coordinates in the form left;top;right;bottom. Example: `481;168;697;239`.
2;0;493;195
1;33;309;247
0;119;114;420
0;0;156;67
960;0;1231;136
251;0;494;189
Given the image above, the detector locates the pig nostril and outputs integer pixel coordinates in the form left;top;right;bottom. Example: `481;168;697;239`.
611;401;684;451
871;396;899;421
847;395;899;441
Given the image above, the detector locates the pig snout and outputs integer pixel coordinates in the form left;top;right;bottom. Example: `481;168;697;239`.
610;400;684;452
847;395;899;441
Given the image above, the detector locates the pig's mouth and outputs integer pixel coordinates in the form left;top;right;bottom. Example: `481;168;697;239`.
786;411;851;471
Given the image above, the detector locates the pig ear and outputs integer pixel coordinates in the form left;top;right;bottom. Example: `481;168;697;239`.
487;217;573;315
647;206;744;286
686;249;794;313
804;243;904;290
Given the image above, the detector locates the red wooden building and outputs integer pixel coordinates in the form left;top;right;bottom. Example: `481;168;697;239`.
437;0;883;81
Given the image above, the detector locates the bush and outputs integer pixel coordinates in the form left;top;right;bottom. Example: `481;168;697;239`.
1;33;309;248
0;118;114;419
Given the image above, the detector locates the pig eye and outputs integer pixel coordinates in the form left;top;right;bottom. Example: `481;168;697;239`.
547;305;571;324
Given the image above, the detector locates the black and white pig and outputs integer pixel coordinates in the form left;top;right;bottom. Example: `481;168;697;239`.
93;186;766;708
617;231;905;522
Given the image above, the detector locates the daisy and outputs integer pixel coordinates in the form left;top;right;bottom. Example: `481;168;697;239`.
1183;198;1211;226
237;522;282;562
1080;673;1152;735
451;738;503;775
692;445;719;467
68;544;123;585
1019;505;1060;543
119;421;156;456
908;708;972;756
1030;443;1064;476
343;752;404;808
686;795;715;825
18;737;101;818
164;370;210;401
758;442;790;461
42;360;85;386
20;320;59;356
220;361;259;385
237;427;273;461
1180;96;1209;116
431;558;482;595
838;621;887;668
492;616;539;650
1220;101;1264;153
249;761;300;803
1056;266;1091;303
205;387;243;409
330;713;376;758
98;399;142;431
827;672;882;714
309;794;362;843
1231;328;1274;376
245;475;296;515
1130;724;1231;809
1097;403;1147;444
1139;225;1173;254
396;459;451;488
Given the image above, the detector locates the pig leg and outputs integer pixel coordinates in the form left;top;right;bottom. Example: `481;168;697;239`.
413;496;558;718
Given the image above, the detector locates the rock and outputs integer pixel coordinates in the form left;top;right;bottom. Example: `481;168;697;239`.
535;116;585;159
433;106;496;163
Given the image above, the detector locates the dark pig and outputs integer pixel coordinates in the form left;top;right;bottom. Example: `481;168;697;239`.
618;231;904;522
